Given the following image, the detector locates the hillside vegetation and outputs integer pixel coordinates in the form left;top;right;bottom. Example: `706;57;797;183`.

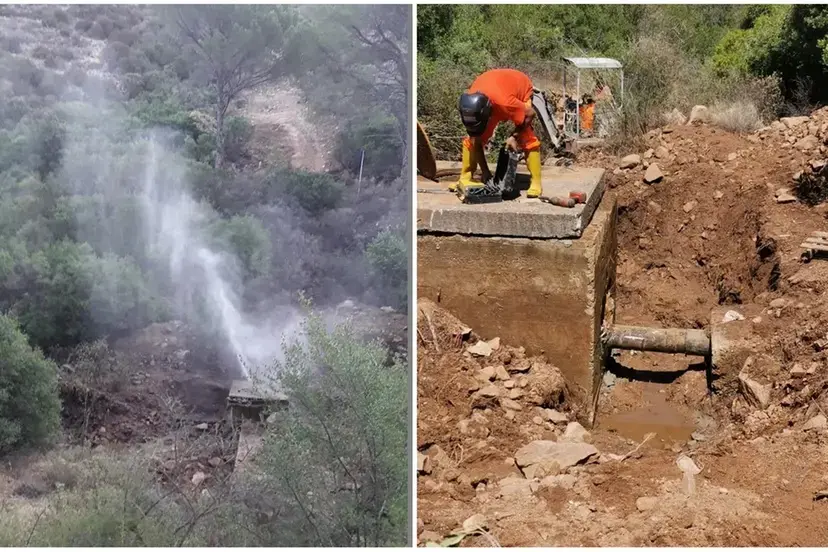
0;4;409;546
418;5;828;157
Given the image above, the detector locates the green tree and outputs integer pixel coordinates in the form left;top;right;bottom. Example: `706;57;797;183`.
254;308;408;546
365;228;407;311
175;5;303;168
0;313;61;454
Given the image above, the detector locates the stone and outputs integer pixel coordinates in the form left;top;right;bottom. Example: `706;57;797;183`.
781;116;810;129
479;366;496;381
195;423;209;431
477;384;501;398
676;454;701;475
643;164;664;184
502;398;523;411
419;531;442;545
208;457;222;468
688;105;710;125
769;298;787;308
417;452;432;474
507;358;532;373
803;414;827;431
648;201;663;214
790;364;807;378
727;152;738;161
488;337;501;351
504;380;515;389
654;146;669;159
796;135;819;151
495;365;511;381
561;421;592;443
540;473;577;490
544;409;569;424
714;190;724;199
191;471;208;486
775;189;797;203
738;373;771;409
682;200;697;213
663;108;687;126
723;310;745;322
498;476;535;498
508;388;523;400
515;440;599;477
462;513;488;533
643;148;654;159
468;341;493;357
620;154;641;169
636;497;658;512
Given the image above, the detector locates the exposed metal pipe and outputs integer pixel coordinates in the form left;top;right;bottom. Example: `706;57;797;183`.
602;324;711;357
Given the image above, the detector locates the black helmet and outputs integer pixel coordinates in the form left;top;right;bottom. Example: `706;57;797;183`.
458;92;492;137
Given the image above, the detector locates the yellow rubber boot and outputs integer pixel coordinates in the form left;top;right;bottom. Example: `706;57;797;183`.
450;146;475;192
526;149;543;198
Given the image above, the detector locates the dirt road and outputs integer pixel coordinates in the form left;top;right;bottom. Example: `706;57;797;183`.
241;83;331;172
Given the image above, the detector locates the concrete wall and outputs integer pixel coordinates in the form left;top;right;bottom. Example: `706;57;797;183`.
418;196;617;421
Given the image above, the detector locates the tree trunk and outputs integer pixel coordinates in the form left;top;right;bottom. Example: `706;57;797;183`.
215;101;226;170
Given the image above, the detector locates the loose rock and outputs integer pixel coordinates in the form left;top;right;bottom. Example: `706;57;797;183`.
738;373;771;409
643;163;664;184
636;497;658;512
620;154;641;169
688;105;710;125
495;365;510;381
515;440;599;479
543;409;569;424
418;452;432;474
562;422;592;443
468;341;493;357
803;414;827;431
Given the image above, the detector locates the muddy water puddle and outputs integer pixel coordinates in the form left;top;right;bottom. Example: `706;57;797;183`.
599;385;695;447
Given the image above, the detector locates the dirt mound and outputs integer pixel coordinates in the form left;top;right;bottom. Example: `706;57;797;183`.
57;321;234;446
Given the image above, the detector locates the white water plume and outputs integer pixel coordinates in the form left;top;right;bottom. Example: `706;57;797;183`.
138;135;300;380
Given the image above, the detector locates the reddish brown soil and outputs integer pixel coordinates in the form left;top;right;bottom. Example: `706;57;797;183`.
417;114;828;546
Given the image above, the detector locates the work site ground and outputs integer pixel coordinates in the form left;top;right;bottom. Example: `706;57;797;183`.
417;108;828;547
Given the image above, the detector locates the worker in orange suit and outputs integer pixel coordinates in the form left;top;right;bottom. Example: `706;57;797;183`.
456;68;544;198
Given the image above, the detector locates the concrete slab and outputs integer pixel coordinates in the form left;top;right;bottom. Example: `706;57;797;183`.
227;379;288;423
234;423;264;473
418;195;618;424
417;165;606;239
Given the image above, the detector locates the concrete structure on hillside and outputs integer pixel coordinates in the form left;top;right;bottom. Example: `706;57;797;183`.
417;163;617;423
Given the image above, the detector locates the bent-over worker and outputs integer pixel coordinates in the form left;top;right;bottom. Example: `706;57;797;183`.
455;68;543;198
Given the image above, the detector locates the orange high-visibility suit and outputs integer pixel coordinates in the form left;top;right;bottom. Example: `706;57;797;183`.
461;68;541;152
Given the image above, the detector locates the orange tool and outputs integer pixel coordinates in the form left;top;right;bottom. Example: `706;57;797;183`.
569;191;587;204
539;195;576;208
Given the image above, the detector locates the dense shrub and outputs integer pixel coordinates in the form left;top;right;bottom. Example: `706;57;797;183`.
222;116;253;164
0;313;61;454
365;228;407;310
268;168;345;215
208;214;272;281
254;310;408;546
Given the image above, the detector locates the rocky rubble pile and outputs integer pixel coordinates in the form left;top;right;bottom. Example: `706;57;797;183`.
753;108;828;154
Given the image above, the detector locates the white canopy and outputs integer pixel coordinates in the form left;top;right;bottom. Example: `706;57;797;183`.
562;57;623;70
